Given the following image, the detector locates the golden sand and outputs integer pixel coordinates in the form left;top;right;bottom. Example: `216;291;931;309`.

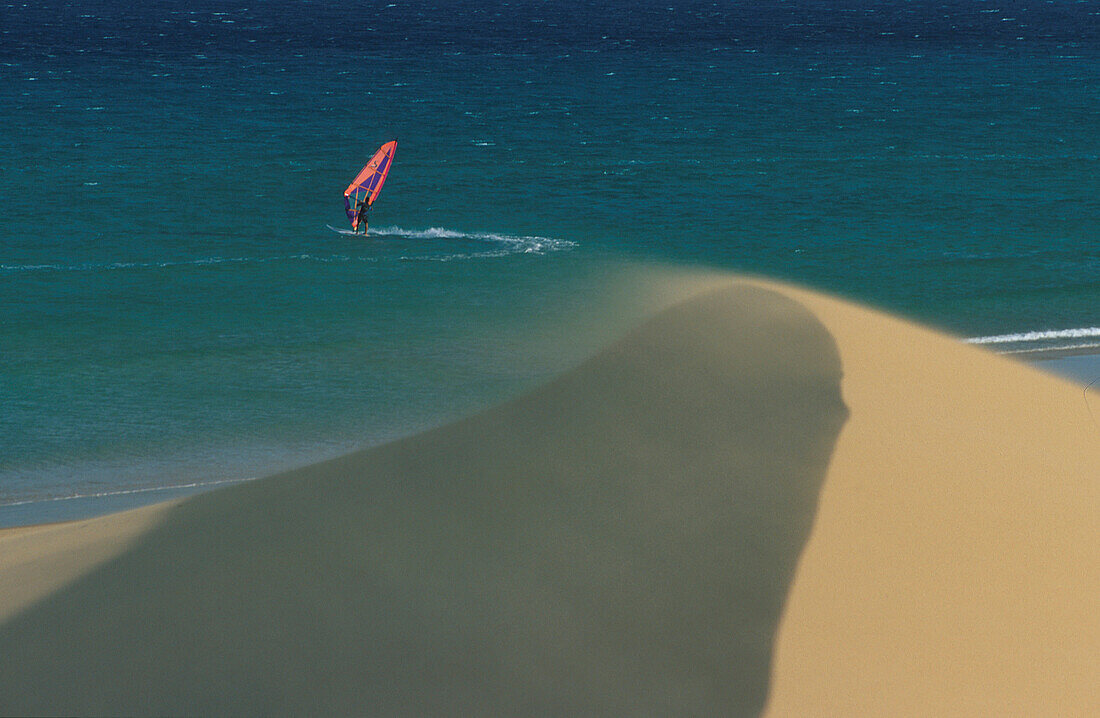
764;280;1100;717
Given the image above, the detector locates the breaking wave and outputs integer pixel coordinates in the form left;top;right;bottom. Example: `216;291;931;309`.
967;327;1100;345
967;327;1100;355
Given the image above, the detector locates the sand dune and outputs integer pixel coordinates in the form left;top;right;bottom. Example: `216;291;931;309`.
761;280;1100;717
0;276;1097;716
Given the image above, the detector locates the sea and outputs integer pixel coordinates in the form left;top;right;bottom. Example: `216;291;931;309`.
2;0;1099;525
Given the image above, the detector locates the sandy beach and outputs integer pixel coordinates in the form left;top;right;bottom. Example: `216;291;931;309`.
1;274;1097;716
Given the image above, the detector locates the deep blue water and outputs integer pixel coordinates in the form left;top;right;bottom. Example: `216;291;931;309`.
2;0;1099;515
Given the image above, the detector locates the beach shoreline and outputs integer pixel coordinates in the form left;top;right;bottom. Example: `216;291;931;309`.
0;478;254;531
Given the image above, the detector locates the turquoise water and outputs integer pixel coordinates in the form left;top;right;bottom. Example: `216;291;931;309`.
3;0;1099;515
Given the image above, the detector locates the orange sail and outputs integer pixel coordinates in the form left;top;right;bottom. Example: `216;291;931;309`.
344;140;397;230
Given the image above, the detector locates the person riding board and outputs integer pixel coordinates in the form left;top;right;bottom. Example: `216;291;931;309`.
344;141;396;236
354;192;372;235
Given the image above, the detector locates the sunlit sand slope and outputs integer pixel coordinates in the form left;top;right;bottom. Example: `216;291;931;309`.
763;281;1100;717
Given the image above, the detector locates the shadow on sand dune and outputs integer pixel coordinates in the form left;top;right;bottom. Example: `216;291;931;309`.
0;283;847;716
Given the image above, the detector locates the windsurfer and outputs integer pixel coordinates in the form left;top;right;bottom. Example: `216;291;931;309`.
343;141;395;235
355;197;371;234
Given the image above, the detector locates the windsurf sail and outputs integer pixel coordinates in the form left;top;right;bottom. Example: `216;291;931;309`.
344;140;397;230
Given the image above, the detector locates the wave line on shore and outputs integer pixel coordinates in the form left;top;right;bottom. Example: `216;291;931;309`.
966;327;1100;345
0;477;255;508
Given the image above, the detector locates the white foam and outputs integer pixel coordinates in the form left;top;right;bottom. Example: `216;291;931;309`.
999;342;1100;356
4;224;575;274
966;327;1100;345
2;225;575;274
354;225;577;255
